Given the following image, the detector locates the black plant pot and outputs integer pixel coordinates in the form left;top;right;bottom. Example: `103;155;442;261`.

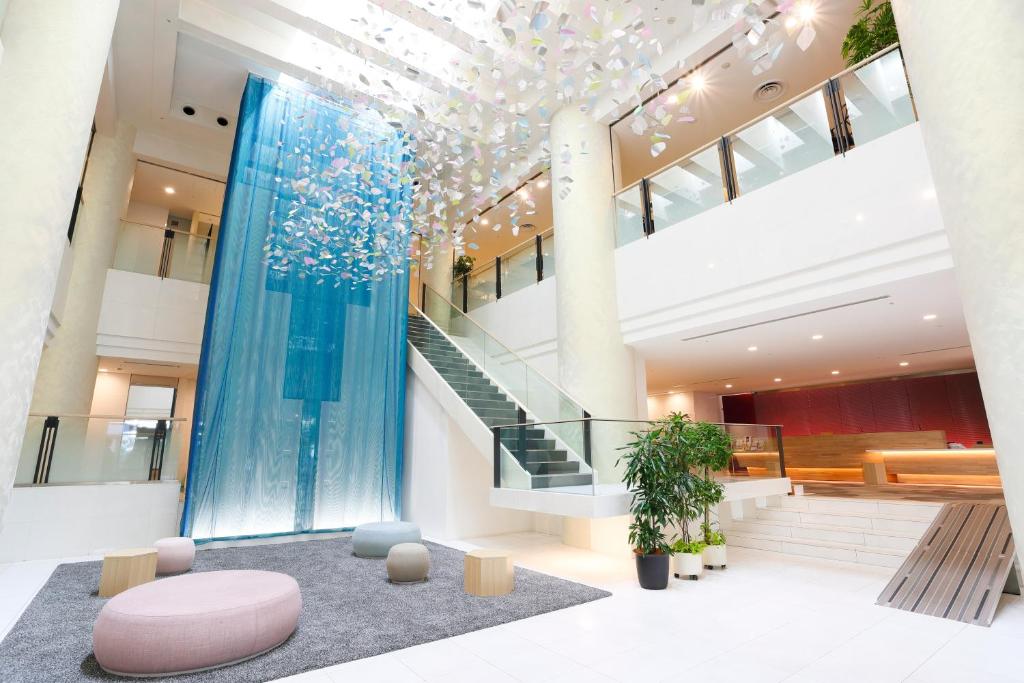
634;553;670;590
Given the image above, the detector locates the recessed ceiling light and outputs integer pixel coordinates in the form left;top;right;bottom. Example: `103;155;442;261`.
164;187;175;194
480;217;489;226
831;370;840;375
98;368;110;373
797;2;816;22
899;361;910;367
666;93;679;105
747;345;758;352
725;384;733;389
923;314;937;320
536;179;549;189
182;105;196;116
811;334;823;340
921;187;936;199
855;213;865;222
690;72;706;91
707;262;715;269
216;116;229;127
785;15;798;29
773;378;782;382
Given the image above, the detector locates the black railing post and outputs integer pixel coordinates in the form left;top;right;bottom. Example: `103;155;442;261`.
420;282;426;311
495;256;503;300
158;229;175;278
33;415;60;484
775;425;787;480
492;426;501;487
535;234;544;282
823;78;854;155
516;406;527;463
718;136;739;202
582;410;592;468
461;273;469;313
149;419;168;481
639;178;655;236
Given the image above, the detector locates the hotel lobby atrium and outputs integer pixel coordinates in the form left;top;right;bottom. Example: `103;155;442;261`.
1;0;1022;681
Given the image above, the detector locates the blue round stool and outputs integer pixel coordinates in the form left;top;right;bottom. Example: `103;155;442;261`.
352;521;421;558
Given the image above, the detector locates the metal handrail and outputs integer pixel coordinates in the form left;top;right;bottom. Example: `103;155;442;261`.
459;226;554;281
613;42;904;197
27;412;188;421
490;417;784;429
121;219;216;240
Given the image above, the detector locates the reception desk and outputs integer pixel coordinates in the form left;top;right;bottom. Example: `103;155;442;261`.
864;448;999;487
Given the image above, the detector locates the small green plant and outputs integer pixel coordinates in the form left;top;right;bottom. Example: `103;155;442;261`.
452;255;476;279
670;538;706;555
841;0;898;66
701;523;727;547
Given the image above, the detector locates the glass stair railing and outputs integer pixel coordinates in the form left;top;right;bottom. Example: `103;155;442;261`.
408;285;593;490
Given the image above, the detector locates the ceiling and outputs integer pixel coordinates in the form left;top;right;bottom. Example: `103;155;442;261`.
637;269;975;396
98;357;199;380
461;171;554;264
130;161;226;218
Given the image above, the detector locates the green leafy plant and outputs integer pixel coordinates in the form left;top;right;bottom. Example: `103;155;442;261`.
670;538;706;555
618;419;680;556
701;523;727;547
683;421;732;545
452;255;476;279
841;0;898;66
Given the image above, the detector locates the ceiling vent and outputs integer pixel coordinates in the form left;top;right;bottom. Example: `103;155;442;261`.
754;80;786;102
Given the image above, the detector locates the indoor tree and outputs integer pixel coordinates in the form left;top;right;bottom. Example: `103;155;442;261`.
841;0;898;66
452;255;476;279
682;421;733;545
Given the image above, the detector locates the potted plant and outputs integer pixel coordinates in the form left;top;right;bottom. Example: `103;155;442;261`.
618;421;676;590
841;0;897;66
452;255;475;279
683;421;732;569
670;538;706;580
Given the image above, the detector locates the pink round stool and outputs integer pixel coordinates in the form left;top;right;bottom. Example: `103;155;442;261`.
154;537;196;574
93;570;301;676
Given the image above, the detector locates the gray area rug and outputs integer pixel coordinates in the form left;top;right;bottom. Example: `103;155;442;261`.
0;537;609;682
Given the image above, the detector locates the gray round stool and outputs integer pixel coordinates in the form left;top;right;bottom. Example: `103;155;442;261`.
352;521;421;558
386;543;430;583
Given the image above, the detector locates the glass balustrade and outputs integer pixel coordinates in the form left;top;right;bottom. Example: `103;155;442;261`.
540;230;556;278
418;285;588;463
730;88;836;196
466;261;498;310
491;418;785;495
840;48;916;148
15;414;187;486
499;238;539;298
610;45;915;246
112;220;218;284
647;143;727;232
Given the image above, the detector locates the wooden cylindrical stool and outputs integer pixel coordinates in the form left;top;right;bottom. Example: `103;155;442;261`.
99;548;158;598
464;549;513;597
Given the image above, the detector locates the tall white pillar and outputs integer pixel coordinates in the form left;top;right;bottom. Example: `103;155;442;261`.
550;106;642;480
31;123;136;415
0;0;120;526
892;2;1024;539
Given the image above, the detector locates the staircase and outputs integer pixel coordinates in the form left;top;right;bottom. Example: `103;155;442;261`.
722;495;943;568
407;314;592;490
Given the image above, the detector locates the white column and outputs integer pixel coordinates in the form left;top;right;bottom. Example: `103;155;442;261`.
31;123;136;415
550;106;642;480
892;2;1024;538
0;0;120;526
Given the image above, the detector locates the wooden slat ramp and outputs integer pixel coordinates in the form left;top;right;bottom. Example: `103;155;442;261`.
877;503;1018;627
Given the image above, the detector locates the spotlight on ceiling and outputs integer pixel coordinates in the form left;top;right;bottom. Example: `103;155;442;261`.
831;370;840;375
536;179;549;189
690;72;706;92
725;384;733;389
774;378;782;383
164;186;175;194
747;346;758;352
899;361;910;367
480;217;489;226
811;334;823;340
923;314;937;320
797;2;816;23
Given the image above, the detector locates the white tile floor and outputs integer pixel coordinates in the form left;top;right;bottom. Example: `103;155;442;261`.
3;533;1023;682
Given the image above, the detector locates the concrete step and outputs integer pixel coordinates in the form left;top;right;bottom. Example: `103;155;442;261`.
523;460;580;475
726;531;909;568
723;518;920;551
766;495;943;521
752;507;934;535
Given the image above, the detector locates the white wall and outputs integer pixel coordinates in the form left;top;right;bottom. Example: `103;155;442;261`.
0;481;179;562
470;277;560;380
647;391;722;422
615;124;951;345
402;364;537;540
96;270;207;363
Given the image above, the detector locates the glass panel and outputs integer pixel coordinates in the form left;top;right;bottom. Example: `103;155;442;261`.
721;423;783;479
466;261;497;310
614;185;646;246
112;221;164;277
540;231;555;279
648;145;726;232
167;232;216;284
730;89;836;196
451;277;465;309
15;415;188;485
841;49;916;147
499;239;537;297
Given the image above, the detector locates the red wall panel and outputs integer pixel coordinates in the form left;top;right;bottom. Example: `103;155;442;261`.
748;372;991;445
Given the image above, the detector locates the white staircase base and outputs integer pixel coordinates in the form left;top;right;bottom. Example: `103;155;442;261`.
723;494;942;568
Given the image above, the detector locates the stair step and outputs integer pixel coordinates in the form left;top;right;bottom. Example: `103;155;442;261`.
507;449;568;463
723;519;920;550
501;436;552;448
530;473;593;489
523;461;580;475
765;496;942;520
753;507;933;534
726;531;908;568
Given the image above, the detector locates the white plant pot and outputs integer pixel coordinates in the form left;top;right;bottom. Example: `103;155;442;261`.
703;544;727;569
673;552;704;580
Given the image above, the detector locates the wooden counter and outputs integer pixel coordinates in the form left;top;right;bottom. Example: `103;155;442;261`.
865;448;999;486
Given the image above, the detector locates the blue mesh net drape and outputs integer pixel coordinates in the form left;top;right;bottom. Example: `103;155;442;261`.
181;75;413;541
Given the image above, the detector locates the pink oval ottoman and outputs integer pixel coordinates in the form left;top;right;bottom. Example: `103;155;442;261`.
154;537;195;574
93;570;301;676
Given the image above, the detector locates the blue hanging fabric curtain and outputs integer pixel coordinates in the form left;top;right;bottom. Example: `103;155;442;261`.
181;75;413;541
